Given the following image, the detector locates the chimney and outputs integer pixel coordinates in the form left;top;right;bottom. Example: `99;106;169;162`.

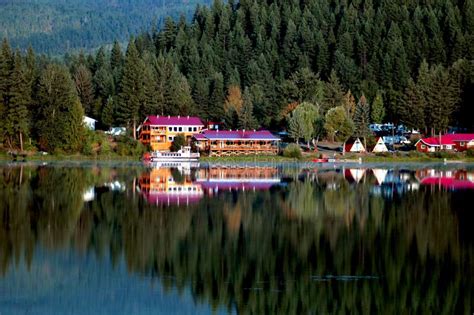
178;115;180;119
187;115;189;119
168;115;170;119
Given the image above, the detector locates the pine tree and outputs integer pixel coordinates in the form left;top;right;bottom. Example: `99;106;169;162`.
371;91;385;124
74;65;94;115
353;94;371;138
238;88;258;130
0;39;14;146
8;52;31;151
36;64;85;152
400;78;425;131
342;90;356;119
322;70;345;114
101;96;115;128
117;41;145;139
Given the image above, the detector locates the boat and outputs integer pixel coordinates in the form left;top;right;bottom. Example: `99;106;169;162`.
143;146;200;162
312;158;338;163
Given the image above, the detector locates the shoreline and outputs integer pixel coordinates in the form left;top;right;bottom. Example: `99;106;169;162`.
2;152;474;165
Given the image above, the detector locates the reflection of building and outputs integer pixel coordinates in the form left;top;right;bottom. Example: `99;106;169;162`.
194;130;280;156
344;168;366;183
138;116;204;151
416;169;474;190
196;166;281;193
138;168;203;205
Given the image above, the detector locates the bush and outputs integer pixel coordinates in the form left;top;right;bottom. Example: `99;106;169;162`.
466;149;474;157
431;151;457;159
407;150;426;158
114;135;146;157
170;133;186;152
283;143;302;159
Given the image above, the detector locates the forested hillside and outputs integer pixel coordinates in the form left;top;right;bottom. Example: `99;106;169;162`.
1;0;474;153
0;0;212;54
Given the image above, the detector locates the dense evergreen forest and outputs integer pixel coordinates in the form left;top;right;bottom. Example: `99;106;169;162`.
0;0;212;54
1;0;474;153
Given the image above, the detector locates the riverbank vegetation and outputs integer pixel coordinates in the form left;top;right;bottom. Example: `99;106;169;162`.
1;0;473;156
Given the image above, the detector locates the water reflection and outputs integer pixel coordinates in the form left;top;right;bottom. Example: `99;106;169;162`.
0;162;472;314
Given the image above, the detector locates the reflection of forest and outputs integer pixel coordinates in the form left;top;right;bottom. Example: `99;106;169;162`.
0;164;472;314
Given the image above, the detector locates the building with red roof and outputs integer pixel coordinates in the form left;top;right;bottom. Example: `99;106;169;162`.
138;115;204;151
193;129;280;156
415;134;474;153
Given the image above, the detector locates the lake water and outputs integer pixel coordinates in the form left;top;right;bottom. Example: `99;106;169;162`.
0;161;472;314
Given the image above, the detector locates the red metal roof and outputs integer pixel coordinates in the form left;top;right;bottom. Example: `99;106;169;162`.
419;134;474;146
194;130;280;141
144;115;204;126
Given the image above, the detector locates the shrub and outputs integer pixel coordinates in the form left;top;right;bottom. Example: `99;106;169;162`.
283;143;302;159
407;150;426;158
170;133;186;152
466;149;474;157
114;135;146;157
431;151;457;159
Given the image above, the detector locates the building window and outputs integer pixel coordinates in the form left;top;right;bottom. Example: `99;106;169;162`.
168;136;174;141
460;142;465;146
179;127;182;132
193;127;197;132
168;127;172;132
421;145;426;149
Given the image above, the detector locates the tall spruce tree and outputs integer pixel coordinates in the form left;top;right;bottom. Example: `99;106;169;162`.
8;52;31;151
371;91;385;124
353;94;371;138
36;64;85;152
238;87;258;130
117;41;145;139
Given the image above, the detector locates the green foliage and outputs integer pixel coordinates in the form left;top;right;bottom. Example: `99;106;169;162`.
324;106;355;142
170;133;186;152
282;143;302;159
114;135;146;157
36;64;85;153
353;94;371;138
371;91;385;124
466;149;474;157
287;102;319;144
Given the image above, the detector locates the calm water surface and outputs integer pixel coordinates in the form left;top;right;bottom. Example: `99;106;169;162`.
0;161;472;314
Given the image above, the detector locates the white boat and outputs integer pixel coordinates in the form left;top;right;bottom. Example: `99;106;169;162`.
146;146;200;162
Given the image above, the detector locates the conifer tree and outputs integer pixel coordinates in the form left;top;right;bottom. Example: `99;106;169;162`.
74;65;94;115
322;70;345;114
8;52;31;151
238;88;258;130
36;64;85;152
371;91;385;124
117;41;145;139
353;94;371;138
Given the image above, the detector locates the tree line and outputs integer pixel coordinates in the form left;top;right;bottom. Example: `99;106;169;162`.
1;0;474;152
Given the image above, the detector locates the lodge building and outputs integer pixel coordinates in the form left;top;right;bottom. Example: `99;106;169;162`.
193;130;281;156
138;115;204;151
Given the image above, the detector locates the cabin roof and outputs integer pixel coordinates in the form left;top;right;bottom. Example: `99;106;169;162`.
144;115;204;126
195;130;280;141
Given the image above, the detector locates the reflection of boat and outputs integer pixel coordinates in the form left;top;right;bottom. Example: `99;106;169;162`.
143;146;199;162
